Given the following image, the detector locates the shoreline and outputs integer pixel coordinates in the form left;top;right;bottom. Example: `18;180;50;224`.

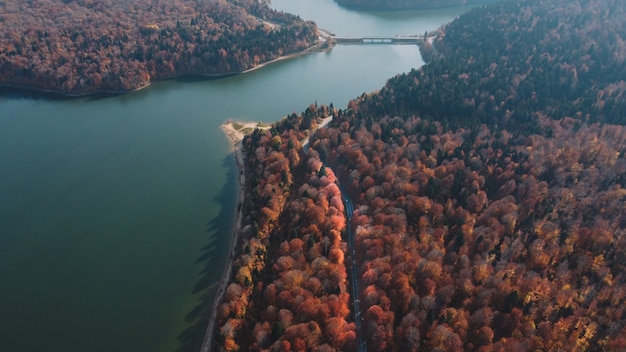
199;121;271;352
202;115;332;351
201;116;328;351
0;42;332;99
334;0;497;11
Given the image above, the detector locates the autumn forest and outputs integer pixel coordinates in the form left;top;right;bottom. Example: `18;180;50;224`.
214;0;626;351
0;0;317;95
5;0;626;350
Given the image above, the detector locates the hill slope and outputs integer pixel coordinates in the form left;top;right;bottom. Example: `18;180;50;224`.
215;0;626;350
356;0;626;130
0;0;317;95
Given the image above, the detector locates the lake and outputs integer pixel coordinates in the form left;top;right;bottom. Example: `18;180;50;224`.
0;0;474;351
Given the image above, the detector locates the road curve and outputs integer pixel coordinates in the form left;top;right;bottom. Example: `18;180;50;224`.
341;190;367;352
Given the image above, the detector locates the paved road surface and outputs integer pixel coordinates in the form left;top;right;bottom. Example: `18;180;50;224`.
342;191;367;352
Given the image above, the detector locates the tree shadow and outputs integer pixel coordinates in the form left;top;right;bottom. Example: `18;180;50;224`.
0;85;134;101
0;86;81;100
0;73;238;102
176;153;239;352
174;73;239;83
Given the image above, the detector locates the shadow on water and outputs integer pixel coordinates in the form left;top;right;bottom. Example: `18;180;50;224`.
0;85;128;101
174;73;239;83
0;72;237;102
176;152;239;352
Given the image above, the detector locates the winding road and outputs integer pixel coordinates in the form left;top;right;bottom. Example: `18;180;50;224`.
341;192;367;352
303;117;366;351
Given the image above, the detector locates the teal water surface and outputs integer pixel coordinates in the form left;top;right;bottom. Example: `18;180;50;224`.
0;0;473;350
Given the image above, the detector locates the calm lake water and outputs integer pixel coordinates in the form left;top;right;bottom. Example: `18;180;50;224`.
0;1;474;351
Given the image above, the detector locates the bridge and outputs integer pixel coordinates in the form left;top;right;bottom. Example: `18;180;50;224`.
330;35;430;45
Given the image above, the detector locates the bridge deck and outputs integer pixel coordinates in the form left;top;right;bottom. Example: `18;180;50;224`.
331;36;425;44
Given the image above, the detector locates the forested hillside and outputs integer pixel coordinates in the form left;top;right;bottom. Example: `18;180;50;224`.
214;106;358;351
215;0;626;351
334;0;496;10
0;0;317;95
313;0;626;349
358;0;626;130
311;111;626;351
